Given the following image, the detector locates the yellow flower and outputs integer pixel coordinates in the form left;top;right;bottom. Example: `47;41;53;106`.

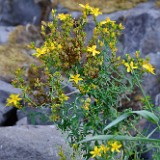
50;43;55;51
90;146;101;158
82;103;90;110
87;45;100;56
99;20;107;26
6;94;22;107
69;74;83;84
103;28;109;34
33;47;48;57
57;44;62;49
118;23;124;30
90;8;102;17
50;114;60;121
109;42;115;49
106;17;115;24
98;40;103;47
51;9;56;16
57;13;69;21
79;3;92;10
142;61;155;74
110;141;122;153
59;93;69;102
82;98;91;110
124;61;138;73
99;144;109;153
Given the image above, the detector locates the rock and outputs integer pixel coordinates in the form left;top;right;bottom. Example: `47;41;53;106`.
17;107;52;125
16;117;28;126
0;125;70;160
0;26;15;44
34;0;52;22
0;80;21;126
0;0;41;26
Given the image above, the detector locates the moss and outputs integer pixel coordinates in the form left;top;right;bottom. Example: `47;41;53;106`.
0;25;41;82
54;0;147;13
8;25;42;47
156;1;160;7
0;44;38;82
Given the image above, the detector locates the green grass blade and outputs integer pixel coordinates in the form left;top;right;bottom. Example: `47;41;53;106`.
132;110;159;124
103;110;159;132
103;112;131;131
80;135;160;144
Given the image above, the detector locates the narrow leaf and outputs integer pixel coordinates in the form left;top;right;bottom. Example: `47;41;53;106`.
80;135;160;144
133;110;159;124
103;113;131;131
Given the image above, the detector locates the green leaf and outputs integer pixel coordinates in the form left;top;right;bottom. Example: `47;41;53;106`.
103;112;131;131
103;110;159;132
132;110;159;124
80;135;160;144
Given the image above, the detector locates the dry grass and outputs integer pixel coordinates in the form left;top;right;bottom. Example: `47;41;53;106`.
53;0;147;13
0;25;41;82
156;0;160;7
0;44;37;82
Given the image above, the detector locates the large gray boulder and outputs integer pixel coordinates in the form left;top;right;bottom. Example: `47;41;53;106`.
0;125;70;160
0;0;41;26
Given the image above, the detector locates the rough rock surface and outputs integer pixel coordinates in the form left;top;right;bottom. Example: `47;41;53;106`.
17;107;52;125
0;0;41;26
0;80;21;126
0;125;69;160
0;26;15;44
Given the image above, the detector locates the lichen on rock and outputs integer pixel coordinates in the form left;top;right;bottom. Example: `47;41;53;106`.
0;25;42;82
53;0;147;13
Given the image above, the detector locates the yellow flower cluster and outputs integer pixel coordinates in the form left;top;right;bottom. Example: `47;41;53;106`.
81;98;91;111
50;114;60;121
32;41;62;58
57;13;70;21
123;61;138;73
90;141;122;158
95;17;124;54
123;53;155;74
79;3;102;17
59;93;69;102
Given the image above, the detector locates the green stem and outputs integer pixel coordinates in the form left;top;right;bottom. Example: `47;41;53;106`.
132;69;152;111
132;70;160;129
